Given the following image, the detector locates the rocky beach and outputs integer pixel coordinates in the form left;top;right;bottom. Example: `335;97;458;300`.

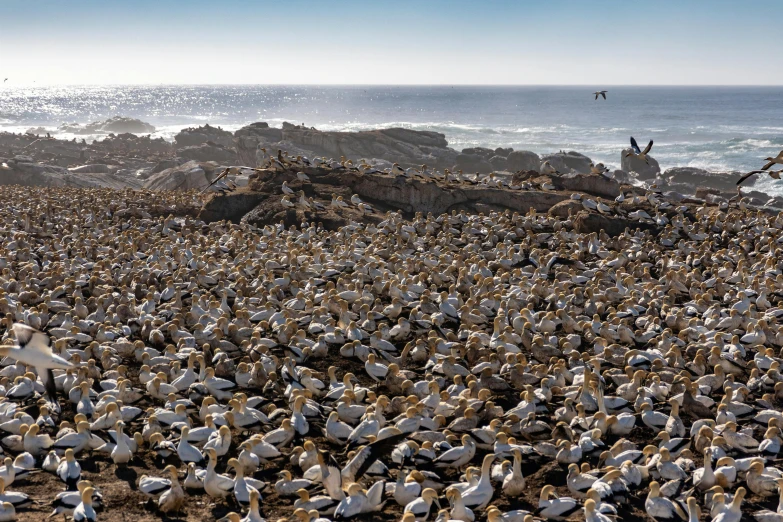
0;114;780;522
2;1;783;520
0;118;777;213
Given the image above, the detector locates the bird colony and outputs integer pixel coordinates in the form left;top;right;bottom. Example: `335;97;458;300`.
0;180;783;522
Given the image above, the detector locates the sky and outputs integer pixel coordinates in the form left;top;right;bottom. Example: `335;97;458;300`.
0;0;780;86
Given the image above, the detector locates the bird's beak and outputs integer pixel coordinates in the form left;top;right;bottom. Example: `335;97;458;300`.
435;498;442;510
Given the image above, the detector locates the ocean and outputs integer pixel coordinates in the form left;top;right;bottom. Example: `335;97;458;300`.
2;85;783;194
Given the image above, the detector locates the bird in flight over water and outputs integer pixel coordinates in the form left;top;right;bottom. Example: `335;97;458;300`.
736;169;781;186
761;150;783;171
593;91;607;100
736;150;783;185
625;136;654;164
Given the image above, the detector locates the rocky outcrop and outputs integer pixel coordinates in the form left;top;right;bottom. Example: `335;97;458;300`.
621;149;660;179
488;156;508;171
506;151;541;172
235;122;458;170
541;151;593;174
550;174;621;199
92;133;173;155
548;199;583;218
662;167;740;193
454;154;493;174
143;160;217;191
199;191;269;223
612;169;634;184
69;164;112;174
199;166;573;227
0;157;140;189
177;143;237;164
461;147;495;159
59;117;155;135
24;127;50;136
174;124;234;148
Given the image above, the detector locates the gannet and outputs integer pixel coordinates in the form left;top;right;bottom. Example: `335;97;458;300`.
626;136;654;164
3;324;73;402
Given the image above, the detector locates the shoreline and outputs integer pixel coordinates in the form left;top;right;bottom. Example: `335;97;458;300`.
0;117;777;210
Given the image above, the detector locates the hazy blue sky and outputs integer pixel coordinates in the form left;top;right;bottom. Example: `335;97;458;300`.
0;0;778;85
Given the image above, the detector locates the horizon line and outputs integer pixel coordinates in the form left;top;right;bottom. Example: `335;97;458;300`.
3;83;783;88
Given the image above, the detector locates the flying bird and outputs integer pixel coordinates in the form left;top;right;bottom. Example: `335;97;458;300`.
2;324;74;402
201;168;230;194
761;150;783;171
593;91;607;100
737;169;782;186
626;137;654;164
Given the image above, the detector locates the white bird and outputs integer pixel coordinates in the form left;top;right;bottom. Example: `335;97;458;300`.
333;481;385;519
56;448;81;487
50;481;102;518
459;454;495;509
72;486;97;522
204;448;235;499
4;324;73;402
158;465;185;514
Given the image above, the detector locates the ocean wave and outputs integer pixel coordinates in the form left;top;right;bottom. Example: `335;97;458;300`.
2;85;783;175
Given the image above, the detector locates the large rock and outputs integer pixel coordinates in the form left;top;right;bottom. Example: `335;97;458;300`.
25;127;50;136
91;133;172;155
612;169;634;184
199;190;269;223
548;199;583;218
506;151;541;172
175;124;235;148
0;160;139;189
229;167;571;226
541;151;593;174
550;174;621;199
455;154;493;174
488;155;508;171
461;147;495;159
59;117;155;135
177;143;237;163
663;167;740;192
143;160;216;191
621;149;660;179
30;141;84;161
234;122;458;169
234;122;282;142
69;164;111;174
151;159;181;174
573;211;661;237
100;117;156;134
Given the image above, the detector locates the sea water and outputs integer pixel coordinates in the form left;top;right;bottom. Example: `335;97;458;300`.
2;85;783;194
